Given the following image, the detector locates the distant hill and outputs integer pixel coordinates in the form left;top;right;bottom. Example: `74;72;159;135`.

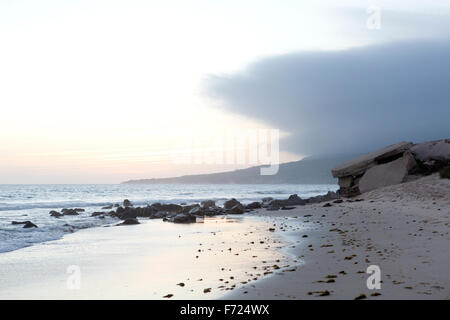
122;154;357;184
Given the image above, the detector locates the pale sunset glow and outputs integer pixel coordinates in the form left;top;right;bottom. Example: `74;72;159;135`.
1;0;448;182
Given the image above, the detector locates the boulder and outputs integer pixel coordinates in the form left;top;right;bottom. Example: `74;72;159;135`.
172;214;196;224
228;204;244;214
224;198;241;209
359;152;417;193
266;203;280;211
49;210;63;217
246;202;262;209
62;209;79;216
338;176;353;188
182;204;200;213
286;194;306;205
23;221;38;228
261;197;274;208
200;200;216;209
120;218;140;225
150;211;168;219
102;205;113;210
189;206;203;215
123;199;133;207
91;212;104;217
12;221;30;225
411;139;450;162
135;206;156;217
151;203;183;213
268;194;306;208
117;207;138;220
116;206;125;214
332;141;413;178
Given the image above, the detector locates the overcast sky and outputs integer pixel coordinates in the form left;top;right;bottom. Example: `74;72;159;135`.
1;1;449;183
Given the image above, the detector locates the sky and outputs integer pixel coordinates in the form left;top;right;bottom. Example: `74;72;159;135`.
1;0;449;183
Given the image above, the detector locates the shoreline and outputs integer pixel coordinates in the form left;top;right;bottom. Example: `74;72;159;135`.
224;173;450;299
0;215;296;299
0;173;448;299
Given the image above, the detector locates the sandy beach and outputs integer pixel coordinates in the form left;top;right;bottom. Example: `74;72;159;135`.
226;173;450;299
0;174;448;300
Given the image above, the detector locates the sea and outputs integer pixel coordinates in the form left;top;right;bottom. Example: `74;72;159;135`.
0;184;338;254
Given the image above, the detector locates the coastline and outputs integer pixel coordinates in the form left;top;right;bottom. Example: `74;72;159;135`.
0;215;295;299
224;173;450;299
0;173;448;299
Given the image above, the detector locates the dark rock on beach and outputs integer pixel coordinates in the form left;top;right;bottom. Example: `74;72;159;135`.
120;218;140;225
91;212;104;217
228;204;245;214
123;199;133;207
246;202;262;209
224;198;241;210
49;210;63;217
62;209;80;216
172;213;196;224
23;221;38;228
151;203;183;213
200;200;216;209
12;221;29;225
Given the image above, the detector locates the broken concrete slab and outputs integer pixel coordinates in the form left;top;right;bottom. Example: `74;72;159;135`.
359;152;417;193
338;176;353;188
410;139;450;162
332;141;413;178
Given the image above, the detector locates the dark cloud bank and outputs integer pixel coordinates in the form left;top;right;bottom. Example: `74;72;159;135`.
204;40;450;157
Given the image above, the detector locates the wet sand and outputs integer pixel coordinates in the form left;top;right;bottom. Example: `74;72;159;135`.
225;173;450;299
0;216;295;299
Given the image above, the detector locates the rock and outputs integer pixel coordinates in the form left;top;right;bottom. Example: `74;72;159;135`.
11;221;30;225
182;204;200;213
120;218;140;225
23;221;38;228
281;206;295;210
123;199;133;207
200;200;215;209
189;206;203;215
73;208;85;212
102;205;113;210
286;194;306;205
135;206;157;217
118;207;138;220
323;203;332;207
266;203;280;211
411;139;450;162
246;202;262;209
359;152;417;193
338;176;353;188
91;212;104;217
49;210;63;217
228;204;244;214
269;194;306;208
150;211;168;219
116;206;125;214
172;214;196;224
151;203;183;213
62;209;79;216
332;141;413;178
224;198;241;209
